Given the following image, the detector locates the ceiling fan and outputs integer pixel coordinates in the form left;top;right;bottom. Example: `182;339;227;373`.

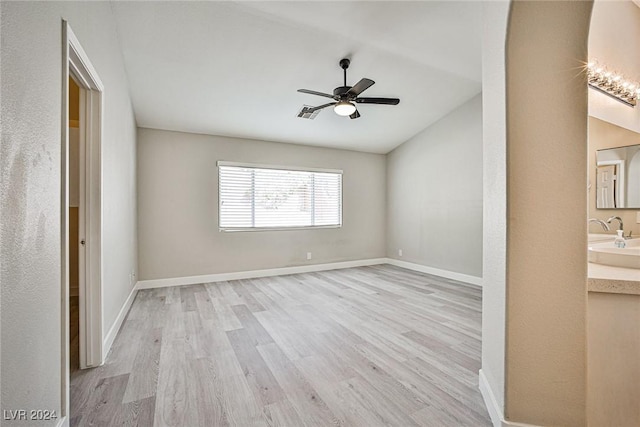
297;58;400;120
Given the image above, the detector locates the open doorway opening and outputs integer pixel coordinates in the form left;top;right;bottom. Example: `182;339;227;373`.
68;76;81;372
61;21;105;422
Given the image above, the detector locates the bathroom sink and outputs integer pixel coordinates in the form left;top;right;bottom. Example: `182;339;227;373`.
588;233;615;243
588;238;640;269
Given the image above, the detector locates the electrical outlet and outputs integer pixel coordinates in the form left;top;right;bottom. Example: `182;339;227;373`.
398;249;403;257
129;271;136;287
636;211;640;224
307;252;312;260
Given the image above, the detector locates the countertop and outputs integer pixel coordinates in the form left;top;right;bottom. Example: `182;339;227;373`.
588;263;640;295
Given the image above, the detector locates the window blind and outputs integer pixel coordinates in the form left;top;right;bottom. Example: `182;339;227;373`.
218;162;342;230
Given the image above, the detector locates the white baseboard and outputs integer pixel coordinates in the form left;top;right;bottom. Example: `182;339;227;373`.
386;258;483;287
102;284;138;361
479;369;540;427
136;258;483;290
479;369;504;427
136;258;389;289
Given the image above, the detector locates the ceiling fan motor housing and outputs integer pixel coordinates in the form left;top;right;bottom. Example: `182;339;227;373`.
333;86;352;98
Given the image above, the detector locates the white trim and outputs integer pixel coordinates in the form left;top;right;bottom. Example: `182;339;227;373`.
102;284;138;361
61;20;105;423
67;28;104;91
136;258;483;290
221;225;341;233
479;369;504;427
218;160;343;174
479;369;540;427
137;258;388;289
80;83;104;368
67;23;104;370
386;258;483;287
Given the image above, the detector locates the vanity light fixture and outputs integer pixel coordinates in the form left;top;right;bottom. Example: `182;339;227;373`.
587;60;639;107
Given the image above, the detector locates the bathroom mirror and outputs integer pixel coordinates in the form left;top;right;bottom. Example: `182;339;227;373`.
596;144;640;209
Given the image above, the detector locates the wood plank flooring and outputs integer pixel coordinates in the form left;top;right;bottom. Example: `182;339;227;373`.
70;264;490;426
70;295;80;372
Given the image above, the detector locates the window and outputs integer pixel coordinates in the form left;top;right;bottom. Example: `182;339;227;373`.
218;161;342;231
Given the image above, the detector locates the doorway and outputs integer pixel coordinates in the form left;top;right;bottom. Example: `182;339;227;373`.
68;76;81;372
61;20;104;422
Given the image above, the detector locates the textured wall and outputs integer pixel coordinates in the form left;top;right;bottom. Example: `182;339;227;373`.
505;1;592;425
386;94;483;278
0;2;137;422
137;128;386;281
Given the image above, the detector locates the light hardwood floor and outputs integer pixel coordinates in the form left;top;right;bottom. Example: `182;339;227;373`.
70;265;490;426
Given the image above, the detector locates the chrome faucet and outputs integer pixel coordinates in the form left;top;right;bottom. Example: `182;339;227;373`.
606;216;633;238
606;216;624;232
588;218;610;231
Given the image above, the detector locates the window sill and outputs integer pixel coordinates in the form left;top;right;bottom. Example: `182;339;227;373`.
219;225;342;233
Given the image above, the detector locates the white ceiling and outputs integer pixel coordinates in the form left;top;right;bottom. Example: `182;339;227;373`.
111;1;482;154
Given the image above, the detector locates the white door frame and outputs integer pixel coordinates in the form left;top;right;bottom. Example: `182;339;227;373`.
61;20;104;423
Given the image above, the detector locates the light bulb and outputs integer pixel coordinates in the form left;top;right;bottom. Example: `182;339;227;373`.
334;101;356;116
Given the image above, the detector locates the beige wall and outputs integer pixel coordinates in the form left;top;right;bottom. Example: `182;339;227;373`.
589;0;640;135
588;117;640;235
1;1;137;419
386;94;483;278
505;1;592;425
137;128;386;280
588;292;640;426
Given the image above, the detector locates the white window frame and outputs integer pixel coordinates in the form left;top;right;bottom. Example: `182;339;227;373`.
217;161;343;232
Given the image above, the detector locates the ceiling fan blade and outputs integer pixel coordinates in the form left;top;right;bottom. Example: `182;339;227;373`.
308;102;336;112
347;78;375;96
355;97;400;105
298;89;336;99
349;110;361;120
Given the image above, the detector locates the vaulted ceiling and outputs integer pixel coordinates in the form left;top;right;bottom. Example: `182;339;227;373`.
111;1;482;154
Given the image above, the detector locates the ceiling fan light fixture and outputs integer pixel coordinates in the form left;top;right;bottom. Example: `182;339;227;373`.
334;101;356;116
297;58;399;120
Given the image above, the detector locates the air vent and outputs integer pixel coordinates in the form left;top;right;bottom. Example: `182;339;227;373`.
297;105;321;120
